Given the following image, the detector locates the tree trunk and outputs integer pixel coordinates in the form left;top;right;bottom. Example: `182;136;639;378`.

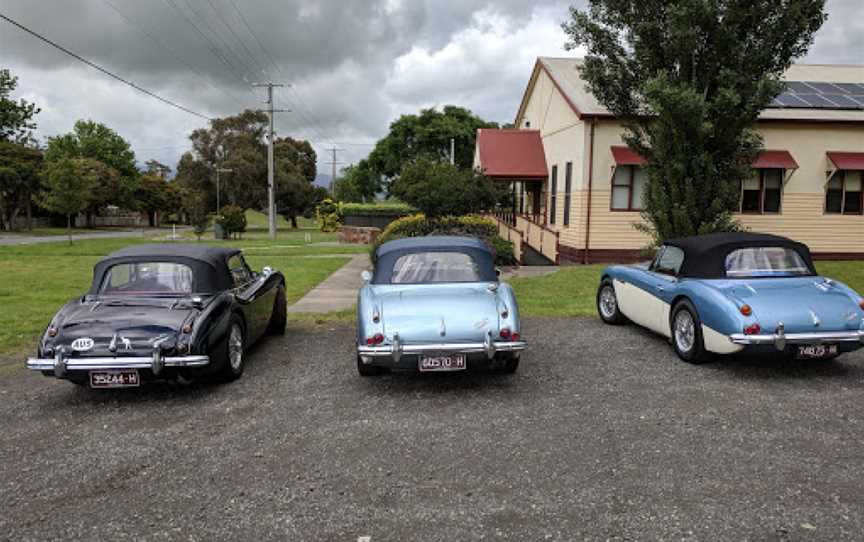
25;195;32;231
67;215;72;245
291;215;298;229
86;212;94;228
148;211;156;228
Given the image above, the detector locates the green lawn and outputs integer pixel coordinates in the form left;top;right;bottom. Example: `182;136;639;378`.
0;233;362;359
243;209;319;231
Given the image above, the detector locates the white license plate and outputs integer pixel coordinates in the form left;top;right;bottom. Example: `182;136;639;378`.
796;344;838;359
90;370;140;388
419;353;466;372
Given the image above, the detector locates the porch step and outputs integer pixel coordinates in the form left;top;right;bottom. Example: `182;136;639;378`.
522;244;555;266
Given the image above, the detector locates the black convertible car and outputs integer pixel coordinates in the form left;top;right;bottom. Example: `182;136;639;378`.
26;244;286;388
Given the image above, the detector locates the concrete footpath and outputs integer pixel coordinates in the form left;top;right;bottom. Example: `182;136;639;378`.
287;254;370;313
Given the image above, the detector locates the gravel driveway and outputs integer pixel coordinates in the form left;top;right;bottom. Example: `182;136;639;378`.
1;318;863;541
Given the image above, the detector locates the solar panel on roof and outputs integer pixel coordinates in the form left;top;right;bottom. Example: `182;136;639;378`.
804;82;848;94
769;80;864;110
796;93;842;108
773;93;811;107
785;81;819;94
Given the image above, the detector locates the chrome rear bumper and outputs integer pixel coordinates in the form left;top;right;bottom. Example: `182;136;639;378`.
27;351;209;377
357;332;526;363
730;323;864;351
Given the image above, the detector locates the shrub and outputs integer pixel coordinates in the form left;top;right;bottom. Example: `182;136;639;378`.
340;201;417;217
216;205;247;239
372;214;513;265
316;197;341;232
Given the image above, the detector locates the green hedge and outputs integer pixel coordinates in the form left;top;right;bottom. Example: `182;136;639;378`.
371;214;513;266
341;202;417;217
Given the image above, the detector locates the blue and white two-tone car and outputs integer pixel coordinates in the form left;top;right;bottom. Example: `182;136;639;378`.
596;232;864;363
356;236;526;376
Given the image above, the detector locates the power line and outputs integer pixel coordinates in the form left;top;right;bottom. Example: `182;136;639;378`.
204;0;268;79
162;0;255;96
101;0;248;109
0;11;211;120
224;1;338;147
181;0;258;84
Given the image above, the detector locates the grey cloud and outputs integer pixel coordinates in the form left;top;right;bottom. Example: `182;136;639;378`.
0;0;859;174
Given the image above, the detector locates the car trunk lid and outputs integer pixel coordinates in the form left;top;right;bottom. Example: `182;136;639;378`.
378;284;499;343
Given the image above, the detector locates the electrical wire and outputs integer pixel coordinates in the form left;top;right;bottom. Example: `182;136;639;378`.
101;0;248;110
0;11;212;120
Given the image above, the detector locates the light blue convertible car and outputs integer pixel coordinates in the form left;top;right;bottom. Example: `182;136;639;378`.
356;236;526;376
597;232;864;363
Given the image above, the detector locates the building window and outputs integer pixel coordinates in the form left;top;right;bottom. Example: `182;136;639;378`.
826;170;863;215
611;166;646;211
549;165;558;224
740;168;783;214
563;162;572;226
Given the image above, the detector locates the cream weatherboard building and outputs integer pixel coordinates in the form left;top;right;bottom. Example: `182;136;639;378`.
476;58;864;264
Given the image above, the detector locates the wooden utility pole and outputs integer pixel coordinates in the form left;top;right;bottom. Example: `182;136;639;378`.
252;82;287;239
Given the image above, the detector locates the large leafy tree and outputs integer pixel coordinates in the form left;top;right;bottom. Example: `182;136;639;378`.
274;137;320;228
333;162;380;202
175;109;268;211
562;0;826;243
366;105;498;189
0;68;40;146
39;158;99;244
392;158;503;218
0;141;42;231
135;174;181;227
45;120;138;225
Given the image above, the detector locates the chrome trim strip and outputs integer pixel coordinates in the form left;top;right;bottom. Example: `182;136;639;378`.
358;340;526;358
26;355;210;372
730;330;864;348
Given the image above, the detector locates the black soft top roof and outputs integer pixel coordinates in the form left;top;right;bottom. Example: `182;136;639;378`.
91;244;241;293
373;236;497;284
665;232;815;279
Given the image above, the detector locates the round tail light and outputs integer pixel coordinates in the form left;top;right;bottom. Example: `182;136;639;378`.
499;328;511;340
859;299;864;310
740;304;753;316
511;332;520;341
47;327;58;338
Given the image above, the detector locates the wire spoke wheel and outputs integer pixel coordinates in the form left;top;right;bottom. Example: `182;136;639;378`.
674;310;696;353
228;324;243;371
599;286;617;319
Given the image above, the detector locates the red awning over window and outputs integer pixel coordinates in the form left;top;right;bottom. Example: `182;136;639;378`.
476;129;548;179
827;151;864;170
753;150;798;170
610;146;647;166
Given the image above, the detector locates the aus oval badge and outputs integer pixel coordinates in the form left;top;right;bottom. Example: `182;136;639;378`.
71;337;95;352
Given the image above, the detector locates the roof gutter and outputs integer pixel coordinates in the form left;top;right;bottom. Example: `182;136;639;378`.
583;119;595;265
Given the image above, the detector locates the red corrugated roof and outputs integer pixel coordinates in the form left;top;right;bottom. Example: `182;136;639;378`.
753;150;798;169
827;151;864;170
610;145;648;166
476;129;548;179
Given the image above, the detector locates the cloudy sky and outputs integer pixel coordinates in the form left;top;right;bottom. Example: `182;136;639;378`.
1;0;862;179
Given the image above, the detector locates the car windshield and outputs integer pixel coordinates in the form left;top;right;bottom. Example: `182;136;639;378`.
99;262;194;295
391;251;481;284
724;247;812;278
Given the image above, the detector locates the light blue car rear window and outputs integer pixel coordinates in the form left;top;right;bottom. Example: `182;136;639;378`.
391;252;481;284
725;247;811;278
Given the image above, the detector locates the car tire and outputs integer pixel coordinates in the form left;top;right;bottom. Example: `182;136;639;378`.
214;315;246;382
356;355;386;377
670;300;712;364
597;278;626;325
267;285;287;335
497;353;520;374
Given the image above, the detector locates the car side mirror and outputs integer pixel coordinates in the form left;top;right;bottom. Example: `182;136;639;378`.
361;270;372;283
